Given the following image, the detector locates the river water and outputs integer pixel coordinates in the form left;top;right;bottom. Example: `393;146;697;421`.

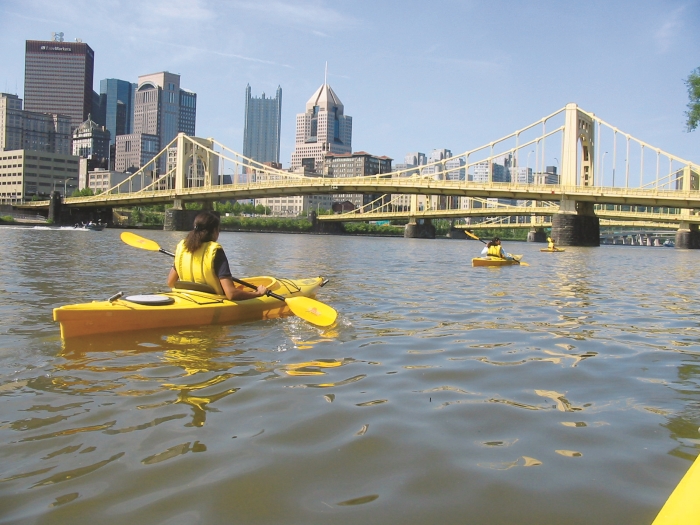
0;226;698;525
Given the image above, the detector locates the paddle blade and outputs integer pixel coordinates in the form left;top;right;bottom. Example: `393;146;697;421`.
121;231;162;252
508;254;529;266
464;230;481;241
285;296;338;327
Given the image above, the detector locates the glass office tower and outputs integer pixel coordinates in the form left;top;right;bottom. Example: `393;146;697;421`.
243;85;282;165
99;79;137;146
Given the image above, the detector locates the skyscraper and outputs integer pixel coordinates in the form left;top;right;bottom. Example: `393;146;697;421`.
99;79;137;146
0;93;71;154
243;85;282;165
291;82;351;172
119;72;196;172
24;35;94;132
134;71;196;150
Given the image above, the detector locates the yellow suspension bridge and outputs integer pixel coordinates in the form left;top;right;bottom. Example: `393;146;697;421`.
17;103;700;247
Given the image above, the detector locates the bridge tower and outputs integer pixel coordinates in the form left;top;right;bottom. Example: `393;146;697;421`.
164;133;220;231
551;103;600;246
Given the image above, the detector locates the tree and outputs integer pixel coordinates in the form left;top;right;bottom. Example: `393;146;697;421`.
685;67;700;132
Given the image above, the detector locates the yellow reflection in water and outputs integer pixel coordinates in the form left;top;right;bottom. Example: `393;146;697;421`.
283;359;345;376
479;456;544;470
535;389;582;412
56;327;254;427
556;450;583;457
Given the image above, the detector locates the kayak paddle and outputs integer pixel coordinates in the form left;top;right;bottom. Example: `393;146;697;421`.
120;231;338;327
464;230;529;266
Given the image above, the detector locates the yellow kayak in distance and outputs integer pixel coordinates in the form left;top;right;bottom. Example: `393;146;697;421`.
652;453;700;524
472;255;524;267
54;276;328;339
540;248;565;252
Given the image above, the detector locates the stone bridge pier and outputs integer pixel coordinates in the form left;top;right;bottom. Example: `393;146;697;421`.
527;227;547;243
551;199;600;246
404;219;436;239
675;222;700;249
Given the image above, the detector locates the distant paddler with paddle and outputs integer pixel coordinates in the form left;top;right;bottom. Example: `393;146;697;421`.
480;236;514;261
466;230;528;266
547;237;557;250
167;211;268;300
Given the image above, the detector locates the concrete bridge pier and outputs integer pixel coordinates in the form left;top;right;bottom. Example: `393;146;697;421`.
164;199;199;231
447;220;467;239
675;222;700;249
48;191;62;223
551;200;600;246
527;228;547;243
308;211;344;234
404;219;436;239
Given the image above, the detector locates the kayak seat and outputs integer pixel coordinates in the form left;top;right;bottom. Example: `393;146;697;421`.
173;281;217;294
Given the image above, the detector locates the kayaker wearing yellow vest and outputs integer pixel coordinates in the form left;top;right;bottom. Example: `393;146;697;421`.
481;237;512;259
166;211;268;300
547;237;556;250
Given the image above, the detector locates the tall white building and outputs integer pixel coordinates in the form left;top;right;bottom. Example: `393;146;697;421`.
290;83;352;172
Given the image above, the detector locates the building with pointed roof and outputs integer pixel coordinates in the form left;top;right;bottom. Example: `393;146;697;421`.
290;83;352;171
72;114;110;161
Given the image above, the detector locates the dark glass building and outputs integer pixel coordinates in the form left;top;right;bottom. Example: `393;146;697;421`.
243;85;282;165
99;79;136;145
24;39;95;132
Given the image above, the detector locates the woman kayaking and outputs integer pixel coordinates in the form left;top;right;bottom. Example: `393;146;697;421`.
547;237;557;250
167;211;268;300
481;237;513;260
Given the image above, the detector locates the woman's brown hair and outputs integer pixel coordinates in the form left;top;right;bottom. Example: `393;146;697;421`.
184;211;220;252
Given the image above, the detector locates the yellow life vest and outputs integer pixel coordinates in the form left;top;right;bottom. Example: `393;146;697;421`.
174;240;225;295
487;244;502;257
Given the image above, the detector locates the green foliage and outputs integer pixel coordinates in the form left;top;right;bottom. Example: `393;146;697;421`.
344;222;404;236
72;187;95;197
220;216;313;232
0;215;15;223
127;208;164;226
685;67;700;132
468;228;529;241
185;202;203;210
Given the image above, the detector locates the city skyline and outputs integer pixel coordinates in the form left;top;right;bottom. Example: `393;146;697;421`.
0;0;698;173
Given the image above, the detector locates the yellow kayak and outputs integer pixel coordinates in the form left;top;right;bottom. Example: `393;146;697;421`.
652;453;700;525
54;276;327;339
540;248;565;252
472;255;523;267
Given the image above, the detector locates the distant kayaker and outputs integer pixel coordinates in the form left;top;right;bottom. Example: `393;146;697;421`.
547;237;556;250
167;211;268;300
481;237;512;260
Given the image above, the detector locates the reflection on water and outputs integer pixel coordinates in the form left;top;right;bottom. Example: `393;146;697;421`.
0;228;699;524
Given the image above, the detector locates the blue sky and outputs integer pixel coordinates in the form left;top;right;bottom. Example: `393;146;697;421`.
1;0;698;170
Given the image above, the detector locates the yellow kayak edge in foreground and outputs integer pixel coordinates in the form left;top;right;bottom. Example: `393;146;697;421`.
54;276;326;339
652;453;700;525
